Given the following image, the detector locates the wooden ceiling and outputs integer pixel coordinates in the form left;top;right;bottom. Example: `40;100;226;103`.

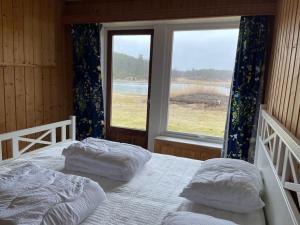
63;0;277;24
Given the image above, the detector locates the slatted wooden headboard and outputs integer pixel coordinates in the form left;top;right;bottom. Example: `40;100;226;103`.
255;107;300;225
0;116;76;161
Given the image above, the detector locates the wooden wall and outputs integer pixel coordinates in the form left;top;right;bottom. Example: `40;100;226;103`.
0;0;73;159
265;0;300;140
63;0;276;24
154;137;221;160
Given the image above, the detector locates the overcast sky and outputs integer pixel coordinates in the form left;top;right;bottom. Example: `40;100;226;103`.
113;29;239;71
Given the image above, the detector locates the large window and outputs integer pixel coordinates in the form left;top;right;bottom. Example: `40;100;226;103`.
109;32;152;130
167;29;239;138
104;20;240;149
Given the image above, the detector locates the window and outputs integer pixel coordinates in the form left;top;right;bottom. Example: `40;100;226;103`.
107;31;153;132
104;19;240;149
167;29;239;138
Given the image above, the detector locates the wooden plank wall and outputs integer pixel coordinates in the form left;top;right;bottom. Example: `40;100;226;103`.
265;0;300;140
154;138;221;160
0;0;73;159
63;0;276;24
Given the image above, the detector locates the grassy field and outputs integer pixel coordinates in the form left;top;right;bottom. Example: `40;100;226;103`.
111;92;228;137
168;104;227;137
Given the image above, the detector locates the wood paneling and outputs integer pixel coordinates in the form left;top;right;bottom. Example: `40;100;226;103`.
266;0;300;140
63;0;276;24
266;0;300;138
108;127;148;149
154;137;221;160
0;0;73;159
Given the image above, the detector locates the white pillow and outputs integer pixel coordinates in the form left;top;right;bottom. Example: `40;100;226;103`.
162;212;238;225
180;158;264;213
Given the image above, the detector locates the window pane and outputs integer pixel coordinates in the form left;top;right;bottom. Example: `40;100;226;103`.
111;34;151;130
167;29;239;137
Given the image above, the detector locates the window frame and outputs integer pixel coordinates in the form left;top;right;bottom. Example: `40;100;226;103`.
102;18;241;150
104;29;154;147
160;22;240;145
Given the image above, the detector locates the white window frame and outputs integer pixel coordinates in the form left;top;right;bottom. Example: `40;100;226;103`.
101;17;240;151
160;21;240;146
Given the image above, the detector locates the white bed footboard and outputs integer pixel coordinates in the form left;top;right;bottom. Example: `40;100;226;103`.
255;107;300;225
0;116;76;161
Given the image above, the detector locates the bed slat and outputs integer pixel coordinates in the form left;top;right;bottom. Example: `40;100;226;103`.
256;106;300;225
0;116;76;161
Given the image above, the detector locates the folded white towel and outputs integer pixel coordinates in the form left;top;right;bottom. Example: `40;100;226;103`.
62;138;152;181
0;163;106;225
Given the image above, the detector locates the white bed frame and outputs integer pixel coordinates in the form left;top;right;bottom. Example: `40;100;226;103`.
255;106;300;225
0;109;299;225
0;116;76;161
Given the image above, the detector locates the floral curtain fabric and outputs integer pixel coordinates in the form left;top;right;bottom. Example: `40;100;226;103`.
71;24;104;140
224;16;269;162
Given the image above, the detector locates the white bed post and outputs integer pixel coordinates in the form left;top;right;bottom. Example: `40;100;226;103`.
70;116;76;141
61;126;66;142
12;138;20;158
51;128;56;144
255;104;265;165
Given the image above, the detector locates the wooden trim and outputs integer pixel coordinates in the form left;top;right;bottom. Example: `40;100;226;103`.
109;127;146;136
107;29;155;36
155;136;223;149
154;138;221;160
0;63;56;67
105;29;154;147
146;29;154;140
63;0;277;24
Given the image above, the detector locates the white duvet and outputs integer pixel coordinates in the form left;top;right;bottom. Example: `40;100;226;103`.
0;163;106;225
62;138;152;181
0;142;266;225
162;212;239;225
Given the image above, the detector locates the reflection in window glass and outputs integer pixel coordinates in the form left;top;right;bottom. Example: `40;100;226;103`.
111;35;151;130
167;29;239;137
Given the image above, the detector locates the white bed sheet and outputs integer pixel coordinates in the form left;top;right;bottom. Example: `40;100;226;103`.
0;141;266;225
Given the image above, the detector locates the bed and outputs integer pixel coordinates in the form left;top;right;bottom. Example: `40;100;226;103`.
0;107;299;225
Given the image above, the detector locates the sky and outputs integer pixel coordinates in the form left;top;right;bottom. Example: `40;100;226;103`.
113;29;239;71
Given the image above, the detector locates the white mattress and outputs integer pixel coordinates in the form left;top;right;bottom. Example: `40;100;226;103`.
0;141;266;225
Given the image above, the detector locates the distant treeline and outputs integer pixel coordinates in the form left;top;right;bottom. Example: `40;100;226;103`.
113;52;233;81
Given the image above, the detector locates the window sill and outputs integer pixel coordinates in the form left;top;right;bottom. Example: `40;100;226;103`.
155;136;222;151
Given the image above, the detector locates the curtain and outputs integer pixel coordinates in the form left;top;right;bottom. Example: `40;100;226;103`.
71;24;104;140
223;16;269;162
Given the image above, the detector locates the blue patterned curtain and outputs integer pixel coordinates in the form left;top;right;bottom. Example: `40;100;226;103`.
71;24;104;140
224;16;269;162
